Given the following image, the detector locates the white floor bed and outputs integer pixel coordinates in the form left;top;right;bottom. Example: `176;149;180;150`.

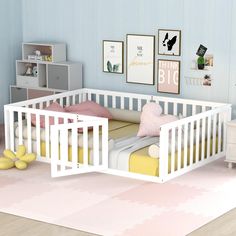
4;88;231;183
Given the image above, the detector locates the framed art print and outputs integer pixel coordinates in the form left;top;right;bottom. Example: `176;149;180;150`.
103;40;124;74
158;29;181;56
126;34;155;85
157;59;180;94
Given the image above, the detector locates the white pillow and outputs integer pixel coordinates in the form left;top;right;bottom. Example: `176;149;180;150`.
108;108;141;123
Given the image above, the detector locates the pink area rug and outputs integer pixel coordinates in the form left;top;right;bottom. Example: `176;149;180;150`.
0;158;236;236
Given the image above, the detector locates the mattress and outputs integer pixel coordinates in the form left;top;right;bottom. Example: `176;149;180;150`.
129;138;220;176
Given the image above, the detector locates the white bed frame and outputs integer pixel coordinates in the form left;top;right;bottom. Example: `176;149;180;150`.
4;88;231;183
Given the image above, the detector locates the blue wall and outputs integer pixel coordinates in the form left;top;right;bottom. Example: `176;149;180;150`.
0;0;22;122
1;0;236;122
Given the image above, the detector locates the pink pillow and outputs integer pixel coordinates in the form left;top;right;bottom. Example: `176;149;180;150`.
65;101;113;119
31;102;65;128
142;102;163;116
137;103;178;137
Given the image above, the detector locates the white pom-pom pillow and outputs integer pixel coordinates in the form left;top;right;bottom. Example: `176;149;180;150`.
137;103;178;137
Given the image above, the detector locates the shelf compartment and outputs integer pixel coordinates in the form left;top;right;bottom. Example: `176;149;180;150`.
22;42;66;63
10;86;27;103
47;64;69;90
28;89;54;99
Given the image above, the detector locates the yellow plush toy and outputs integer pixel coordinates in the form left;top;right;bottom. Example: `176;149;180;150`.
0;145;36;170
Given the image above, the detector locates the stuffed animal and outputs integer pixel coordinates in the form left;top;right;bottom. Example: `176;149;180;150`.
0;145;36;170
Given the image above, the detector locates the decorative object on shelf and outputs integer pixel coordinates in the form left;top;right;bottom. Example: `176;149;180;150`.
157;59;180;94
185;74;212;87
32;66;38;77
196;44;208;57
126;34;155;85
203;74;211;86
35;50;41;56
103;40;124;74
196;44;208;70
158;29;181;56
24;43;64;62
197;56;205;70
24;63;33;76
205;54;214;69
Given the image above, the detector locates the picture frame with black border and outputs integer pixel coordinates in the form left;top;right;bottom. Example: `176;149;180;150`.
103;40;124;74
158;29;181;56
157;59;181;94
126;34;155;85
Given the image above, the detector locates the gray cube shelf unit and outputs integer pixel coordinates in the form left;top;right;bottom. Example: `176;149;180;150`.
11;42;83;103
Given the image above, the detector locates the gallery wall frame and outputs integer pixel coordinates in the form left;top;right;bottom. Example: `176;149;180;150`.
158;29;181;56
157;59;181;94
126;34;155;85
103;40;124;74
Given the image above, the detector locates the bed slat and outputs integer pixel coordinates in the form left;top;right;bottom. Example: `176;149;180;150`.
177;125;182;170
60;128;68;171
190;121;194;165
207;115;211;158
195;119;200;163
18;112;23;145
212;113;217;155
72;127;78;169
201;117;206;161
93;124;99;166
218;114;222;153
27;113;32;153
83;127;88;166
183;123;188;168
171;128;176;173
36;114;41;156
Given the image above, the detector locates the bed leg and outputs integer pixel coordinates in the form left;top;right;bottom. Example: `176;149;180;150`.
228;162;233;169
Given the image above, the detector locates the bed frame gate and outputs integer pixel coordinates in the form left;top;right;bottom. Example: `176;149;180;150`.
50;115;109;177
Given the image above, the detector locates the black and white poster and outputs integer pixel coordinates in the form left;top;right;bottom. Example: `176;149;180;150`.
158;29;181;56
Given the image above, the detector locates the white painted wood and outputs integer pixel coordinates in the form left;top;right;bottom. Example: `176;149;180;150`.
171;128;176;173
60;128;68;172
4;108;10;149
112;96;116;108
71;127;78;169
18;112;23;145
195;119;200;163
102;119;109;168
36;113;41;156
207;115;212;159
190;121;194;165
218;114;222;153
83;127;88;167
164;101;168;114
177;125;182;170
26;113;32;153
212;113;217;155
9;111;14;151
93;124;99;166
174;103;177;116
201;117;206;161
45;116;50;159
4;88;232;182
159;128;169;181
183;123;188;168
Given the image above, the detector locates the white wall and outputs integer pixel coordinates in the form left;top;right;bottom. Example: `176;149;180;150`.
0;0;22;123
2;0;235;118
